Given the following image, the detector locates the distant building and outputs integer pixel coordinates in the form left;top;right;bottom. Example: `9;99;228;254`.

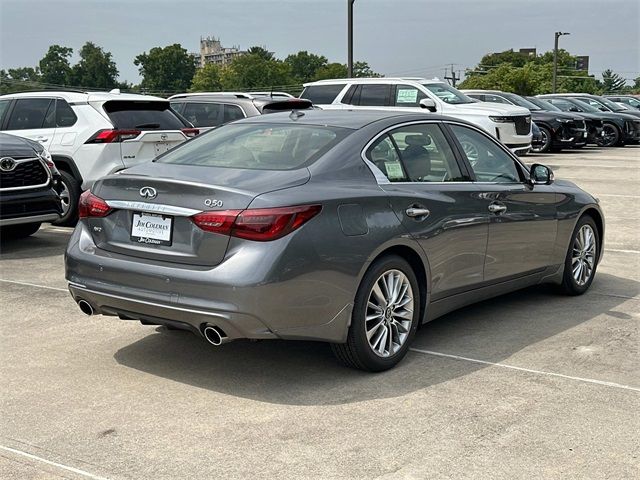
519;48;537;57
199;36;246;67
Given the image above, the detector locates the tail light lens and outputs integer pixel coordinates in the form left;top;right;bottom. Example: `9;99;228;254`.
191;205;322;241
85;129;141;143
181;128;200;138
78;191;112;218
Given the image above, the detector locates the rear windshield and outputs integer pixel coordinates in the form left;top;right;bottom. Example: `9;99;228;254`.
300;84;346;104
156;123;348;170
103;101;187;130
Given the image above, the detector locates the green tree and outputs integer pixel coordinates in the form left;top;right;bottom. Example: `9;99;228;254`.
134;44;196;94
314;62;348;80
190;63;224;91
39;45;73;86
601;69;627;93
285;51;328;83
70;42;119;89
632;76;640;93
1;68;42;94
354;61;381;78
221;54;291;89
247;46;274;61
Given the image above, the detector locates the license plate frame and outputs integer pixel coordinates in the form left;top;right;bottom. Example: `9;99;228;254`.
154;142;172;155
131;212;173;246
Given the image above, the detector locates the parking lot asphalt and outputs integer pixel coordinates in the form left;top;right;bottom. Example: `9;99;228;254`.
1;146;638;480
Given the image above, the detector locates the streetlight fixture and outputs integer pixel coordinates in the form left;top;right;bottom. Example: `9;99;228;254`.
347;0;355;77
552;31;571;93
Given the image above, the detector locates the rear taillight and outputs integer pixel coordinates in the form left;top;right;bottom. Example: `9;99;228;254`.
191;205;322;241
181;128;200;138
78;191;112;218
85;129;141;144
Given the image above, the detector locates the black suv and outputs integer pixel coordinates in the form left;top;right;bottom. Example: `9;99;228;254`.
463;90;587;153
0;133;62;239
169;93;313;131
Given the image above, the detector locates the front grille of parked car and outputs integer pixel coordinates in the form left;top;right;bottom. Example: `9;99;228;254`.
512;115;531;135
0;157;49;190
574;120;586;130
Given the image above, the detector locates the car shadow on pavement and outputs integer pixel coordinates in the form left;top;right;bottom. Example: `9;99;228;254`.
113;272;638;406
0;228;71;259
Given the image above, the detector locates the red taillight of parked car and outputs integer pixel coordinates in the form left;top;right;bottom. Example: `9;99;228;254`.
78;191;112;218
85;129;141;144
191;205;322;241
181;128;200;138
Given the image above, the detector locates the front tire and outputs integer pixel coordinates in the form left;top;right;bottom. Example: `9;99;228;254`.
532;126;552;153
331;255;420;372
561;215;599;295
597;123;621;147
52;170;80;227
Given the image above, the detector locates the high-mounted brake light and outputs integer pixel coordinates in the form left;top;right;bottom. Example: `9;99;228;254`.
181;128;200;138
191;205;322;241
85;129;141;144
78;191;112;218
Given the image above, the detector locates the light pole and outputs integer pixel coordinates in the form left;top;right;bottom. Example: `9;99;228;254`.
553;31;570;93
347;0;355;77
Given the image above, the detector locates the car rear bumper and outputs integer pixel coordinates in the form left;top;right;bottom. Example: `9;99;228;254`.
0;187;61;226
65;223;353;343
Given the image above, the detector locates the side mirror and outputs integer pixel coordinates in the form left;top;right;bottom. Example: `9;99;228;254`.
419;98;437;112
530;163;554;185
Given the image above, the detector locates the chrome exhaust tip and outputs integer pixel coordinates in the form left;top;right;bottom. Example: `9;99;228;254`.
203;325;227;346
77;300;94;316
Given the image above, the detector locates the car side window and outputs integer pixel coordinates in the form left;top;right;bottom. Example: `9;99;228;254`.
357;85;391;106
183;102;223;127
367;123;466;183
450;125;522;183
223;104;245;123
393;84;427;107
6;98;53;130
484;94;512;105
55;99;77;127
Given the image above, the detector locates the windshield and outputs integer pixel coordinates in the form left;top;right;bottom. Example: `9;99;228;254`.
595;96;626;112
566;98;600;112
503;93;541;111
421;83;474;104
527;97;562;112
156;123;348;170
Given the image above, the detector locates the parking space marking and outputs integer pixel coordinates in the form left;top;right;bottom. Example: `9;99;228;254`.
605;248;640;254
0;445;110;480
594;194;640;198
0;279;67;292
409;348;640;392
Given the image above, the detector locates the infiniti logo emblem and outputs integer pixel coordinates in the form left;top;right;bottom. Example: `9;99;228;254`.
0;157;17;172
139;186;157;199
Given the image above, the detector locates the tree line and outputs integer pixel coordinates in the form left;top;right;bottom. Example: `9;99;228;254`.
1;42;380;97
459;49;639;95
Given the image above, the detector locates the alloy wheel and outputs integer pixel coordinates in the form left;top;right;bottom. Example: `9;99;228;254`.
572;224;597;286
365;269;414;357
532;128;550;153
598;124;618;147
58;181;71;216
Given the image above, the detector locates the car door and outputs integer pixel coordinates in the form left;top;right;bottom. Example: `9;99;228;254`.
3;97;57;145
366;121;489;300
448;123;558;282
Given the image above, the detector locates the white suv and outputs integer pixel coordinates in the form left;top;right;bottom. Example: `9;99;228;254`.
301;78;532;155
0;91;197;225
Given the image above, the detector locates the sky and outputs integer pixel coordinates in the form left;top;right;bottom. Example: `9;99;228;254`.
0;0;638;85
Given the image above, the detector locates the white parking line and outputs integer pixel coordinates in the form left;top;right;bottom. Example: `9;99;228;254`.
0;279;67;292
409;348;640;392
0;445;110;480
606;248;640;254
594;194;640;198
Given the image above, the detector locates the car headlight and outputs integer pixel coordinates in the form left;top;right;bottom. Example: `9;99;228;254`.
489;116;512;123
555;118;571;123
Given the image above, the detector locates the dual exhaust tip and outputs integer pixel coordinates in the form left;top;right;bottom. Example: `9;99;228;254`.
77;300;230;347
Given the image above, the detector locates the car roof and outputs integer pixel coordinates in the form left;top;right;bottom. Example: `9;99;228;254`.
302;77;446;87
0;90;167;103
236;109;458;129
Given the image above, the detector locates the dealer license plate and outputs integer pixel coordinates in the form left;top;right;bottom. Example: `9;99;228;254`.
131;212;173;246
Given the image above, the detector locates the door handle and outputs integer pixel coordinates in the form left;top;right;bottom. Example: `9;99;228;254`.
488;203;507;214
405;207;430;218
36;136;49;143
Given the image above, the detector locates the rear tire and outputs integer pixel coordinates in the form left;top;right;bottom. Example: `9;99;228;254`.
52;170;80;227
560;215;599;295
331;255;420;372
0;222;41;240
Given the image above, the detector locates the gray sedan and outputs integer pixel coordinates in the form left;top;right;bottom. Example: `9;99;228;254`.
65;110;604;371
